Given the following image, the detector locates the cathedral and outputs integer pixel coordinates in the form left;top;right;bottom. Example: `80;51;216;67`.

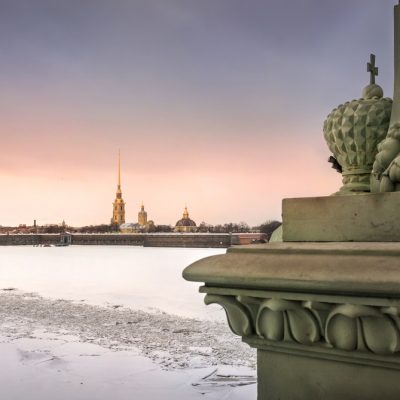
111;153;197;233
174;206;197;233
111;151;125;225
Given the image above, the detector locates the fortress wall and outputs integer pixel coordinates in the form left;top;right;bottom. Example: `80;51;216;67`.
0;234;231;248
71;234;144;246
0;234;60;246
143;234;231;248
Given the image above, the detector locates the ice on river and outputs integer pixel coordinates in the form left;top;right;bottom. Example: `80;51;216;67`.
0;246;256;399
0;245;225;320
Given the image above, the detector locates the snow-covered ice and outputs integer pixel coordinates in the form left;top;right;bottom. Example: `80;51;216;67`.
0;331;256;400
0;246;225;320
0;246;256;399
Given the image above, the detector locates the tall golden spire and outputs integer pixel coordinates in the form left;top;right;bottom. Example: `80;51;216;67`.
112;149;125;225
117;149;121;192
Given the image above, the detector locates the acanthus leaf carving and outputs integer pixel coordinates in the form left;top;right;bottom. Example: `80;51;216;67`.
202;293;400;356
302;301;332;339
326;304;400;355
256;298;321;345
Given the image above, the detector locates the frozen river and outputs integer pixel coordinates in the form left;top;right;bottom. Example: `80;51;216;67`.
0;246;256;399
0;245;225;320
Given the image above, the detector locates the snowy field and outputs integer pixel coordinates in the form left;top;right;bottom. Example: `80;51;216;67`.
0;246;256;400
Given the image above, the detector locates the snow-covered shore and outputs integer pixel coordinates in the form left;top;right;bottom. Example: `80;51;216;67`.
0;290;256;399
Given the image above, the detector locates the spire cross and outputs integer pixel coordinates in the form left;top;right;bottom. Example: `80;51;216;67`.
367;54;378;84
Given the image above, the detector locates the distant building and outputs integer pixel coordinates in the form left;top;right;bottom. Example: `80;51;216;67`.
120;222;140;233
111;151;125;226
138;202;147;226
174;207;197;233
231;233;267;245
120;203;154;233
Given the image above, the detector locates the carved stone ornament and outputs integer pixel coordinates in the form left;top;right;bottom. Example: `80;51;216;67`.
256;298;320;345
371;5;400;193
323;54;392;195
372;122;400;192
325;304;400;355
205;293;400;356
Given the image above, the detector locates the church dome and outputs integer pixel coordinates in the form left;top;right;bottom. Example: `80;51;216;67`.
176;218;197;227
175;207;197;228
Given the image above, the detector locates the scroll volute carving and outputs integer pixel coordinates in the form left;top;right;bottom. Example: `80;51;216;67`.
204;294;253;336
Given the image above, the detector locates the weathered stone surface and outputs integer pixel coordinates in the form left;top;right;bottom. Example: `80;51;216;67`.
372;5;400;193
268;225;283;242
183;243;400;399
197;285;400;356
257;350;400;400
323;76;392;194
282;192;400;242
184;242;400;297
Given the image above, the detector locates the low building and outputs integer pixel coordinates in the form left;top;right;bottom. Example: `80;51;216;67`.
120;222;141;233
231;233;267;245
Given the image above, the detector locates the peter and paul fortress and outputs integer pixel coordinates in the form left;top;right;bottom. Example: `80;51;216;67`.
112;152;197;232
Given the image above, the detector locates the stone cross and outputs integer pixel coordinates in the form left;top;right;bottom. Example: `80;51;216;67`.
367;53;378;84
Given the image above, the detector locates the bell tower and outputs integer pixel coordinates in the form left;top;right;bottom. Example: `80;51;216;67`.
111;150;125;225
138;202;148;226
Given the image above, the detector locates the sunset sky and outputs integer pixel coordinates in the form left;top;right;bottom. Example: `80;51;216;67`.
0;0;396;226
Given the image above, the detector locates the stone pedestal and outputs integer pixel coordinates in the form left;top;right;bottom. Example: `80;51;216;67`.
183;197;400;399
283;192;400;242
257;349;400;400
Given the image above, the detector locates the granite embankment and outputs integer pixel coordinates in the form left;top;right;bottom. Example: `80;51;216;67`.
0;233;234;248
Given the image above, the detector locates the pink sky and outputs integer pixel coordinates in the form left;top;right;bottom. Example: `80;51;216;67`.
1;115;341;226
0;0;390;227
